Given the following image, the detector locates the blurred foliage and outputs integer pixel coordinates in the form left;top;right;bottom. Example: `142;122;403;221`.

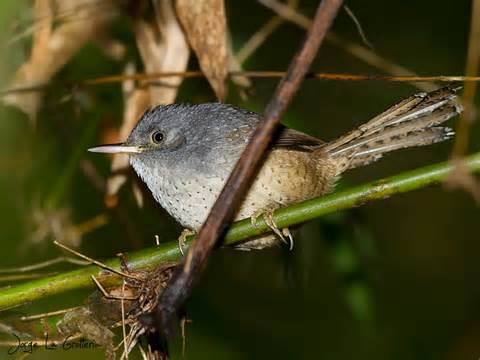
0;0;479;359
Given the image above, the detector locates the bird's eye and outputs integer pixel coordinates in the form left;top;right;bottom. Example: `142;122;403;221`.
151;131;165;144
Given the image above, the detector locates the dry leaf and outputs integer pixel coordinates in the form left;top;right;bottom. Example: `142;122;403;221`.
176;0;228;101
3;0;121;121
134;0;190;104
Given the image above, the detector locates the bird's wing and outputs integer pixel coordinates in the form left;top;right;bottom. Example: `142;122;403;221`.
273;126;324;151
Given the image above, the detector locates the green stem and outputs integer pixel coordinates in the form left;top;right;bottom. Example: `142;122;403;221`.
1;153;479;311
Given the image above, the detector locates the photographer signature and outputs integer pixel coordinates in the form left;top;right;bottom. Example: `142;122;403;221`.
7;333;100;355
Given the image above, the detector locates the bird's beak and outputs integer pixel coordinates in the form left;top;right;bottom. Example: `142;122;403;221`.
88;143;142;154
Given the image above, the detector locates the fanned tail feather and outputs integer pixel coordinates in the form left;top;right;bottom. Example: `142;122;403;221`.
322;87;462;174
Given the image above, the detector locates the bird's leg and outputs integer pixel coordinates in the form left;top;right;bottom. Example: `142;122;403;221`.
177;229;196;256
251;207;294;250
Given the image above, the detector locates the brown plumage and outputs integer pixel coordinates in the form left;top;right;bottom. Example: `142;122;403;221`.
235;86;461;249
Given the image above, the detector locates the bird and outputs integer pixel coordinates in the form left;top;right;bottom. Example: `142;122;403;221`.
89;87;462;250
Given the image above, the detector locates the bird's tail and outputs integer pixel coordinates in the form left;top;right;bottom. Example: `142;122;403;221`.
321;87;462;174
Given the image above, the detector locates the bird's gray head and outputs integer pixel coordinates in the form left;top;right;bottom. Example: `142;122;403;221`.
89;103;260;177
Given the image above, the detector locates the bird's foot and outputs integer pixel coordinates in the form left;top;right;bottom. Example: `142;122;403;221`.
178;229;196;256
250;207;294;250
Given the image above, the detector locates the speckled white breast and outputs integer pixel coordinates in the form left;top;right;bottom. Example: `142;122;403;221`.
131;161;226;228
131;149;337;231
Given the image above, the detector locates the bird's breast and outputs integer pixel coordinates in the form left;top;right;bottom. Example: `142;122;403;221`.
131;148;337;231
137;163;226;229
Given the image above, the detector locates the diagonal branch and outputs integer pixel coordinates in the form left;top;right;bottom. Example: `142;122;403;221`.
149;0;345;340
0;152;479;312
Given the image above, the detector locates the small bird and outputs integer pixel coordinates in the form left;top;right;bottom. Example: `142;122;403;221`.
89;87;461;249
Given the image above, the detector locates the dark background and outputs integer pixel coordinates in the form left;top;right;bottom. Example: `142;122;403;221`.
0;0;479;359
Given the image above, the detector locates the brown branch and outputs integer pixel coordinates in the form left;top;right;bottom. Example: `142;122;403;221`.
3;73;480;96
83;72;480;85
145;0;344;344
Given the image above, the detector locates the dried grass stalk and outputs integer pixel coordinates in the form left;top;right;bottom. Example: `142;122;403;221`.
3;0;120;121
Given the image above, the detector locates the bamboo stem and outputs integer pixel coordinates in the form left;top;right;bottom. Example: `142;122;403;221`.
0;152;478;311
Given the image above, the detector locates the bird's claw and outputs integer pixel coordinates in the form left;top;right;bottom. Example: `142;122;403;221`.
178;229;196;256
250;207;294;250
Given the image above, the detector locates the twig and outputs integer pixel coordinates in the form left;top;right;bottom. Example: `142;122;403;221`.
258;0;437;91
20;307;79;321
237;0;299;64
444;0;480;202
0;257;89;273
54;241;140;280
453;0;480;155
150;0;345;340
0;73;478;96
90;275;138;300
84;72;480;85
121;281;129;360
3;73;480;96
236;17;284;64
0;152;479;311
343;5;373;50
